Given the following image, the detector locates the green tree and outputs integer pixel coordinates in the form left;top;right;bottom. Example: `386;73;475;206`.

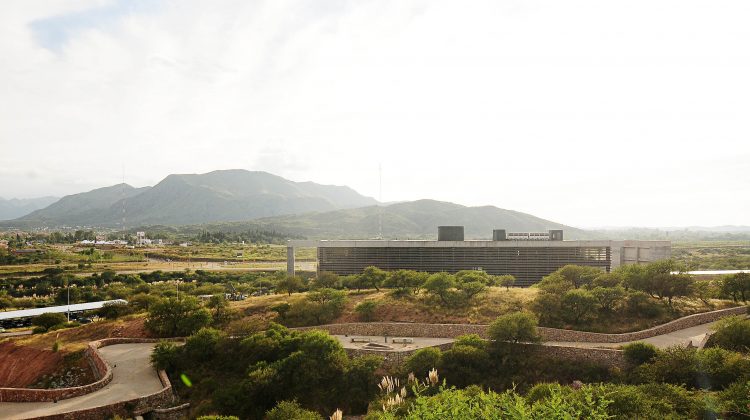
359;266;387;291
32;312;67;330
561;289;597;324
496;275;516;291
590;286;626;312
312;272;340;289
276;275;304;296
145;296;213;337
384;270;426;296
440;343;492;388
711;315;750;353
424;272;456;305
487;312;541;344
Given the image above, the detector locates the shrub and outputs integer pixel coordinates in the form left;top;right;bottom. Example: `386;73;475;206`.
145;296;213;337
265;400;323;420
150;341;179;371
98;301;134;319
355;300;379;321
487;312;541;344
711;315;750;353
718;380;750;417
32;326;47;334
440;344;492;388
32;312;67;330
622;342;659;365
404;347;442;378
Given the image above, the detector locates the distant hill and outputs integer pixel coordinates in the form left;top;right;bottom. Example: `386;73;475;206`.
7;170;377;227
188;199;588;240
13;184;149;227
0;196;59;220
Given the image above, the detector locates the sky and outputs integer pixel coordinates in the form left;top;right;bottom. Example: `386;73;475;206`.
1;0;749;228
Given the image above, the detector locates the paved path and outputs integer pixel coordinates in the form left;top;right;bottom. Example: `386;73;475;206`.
334;335;454;351
0;343;162;420
547;320;719;349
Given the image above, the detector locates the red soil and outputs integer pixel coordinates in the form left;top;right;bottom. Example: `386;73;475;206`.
0;342;63;387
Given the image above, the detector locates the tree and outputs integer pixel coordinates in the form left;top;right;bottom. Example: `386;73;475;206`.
557;265;602;289
0;296;12;311
145;296;213;337
440;343;492;388
32;312;67;330
496;275;516;291
456;280;486;302
590;286;626;312
487;312;541;343
312;272;340;289
359;266;387;291
424;272;456;305
560;289;597;324
384;270;426;296
276;276;304;296
711;315;750;353
97;301;133;319
722;273;750;303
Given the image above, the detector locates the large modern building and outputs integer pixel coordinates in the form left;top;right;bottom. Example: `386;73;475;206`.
287;226;671;286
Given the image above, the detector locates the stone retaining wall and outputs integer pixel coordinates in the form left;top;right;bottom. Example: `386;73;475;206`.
298;306;747;343
0;341;113;403
347;343;455;370
30;368;176;420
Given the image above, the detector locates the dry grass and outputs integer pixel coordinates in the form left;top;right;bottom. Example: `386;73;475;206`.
11;314;151;352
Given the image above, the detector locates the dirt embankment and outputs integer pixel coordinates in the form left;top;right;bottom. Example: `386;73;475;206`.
0;342;63;387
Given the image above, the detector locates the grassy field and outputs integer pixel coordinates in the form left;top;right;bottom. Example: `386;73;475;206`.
672;241;750;270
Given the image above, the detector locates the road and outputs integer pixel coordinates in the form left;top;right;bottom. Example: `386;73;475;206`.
546;320;719;349
0;330;32;338
0;343;163;420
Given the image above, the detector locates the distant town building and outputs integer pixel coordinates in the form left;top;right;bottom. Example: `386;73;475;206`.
0;240;8;249
287;226;671;287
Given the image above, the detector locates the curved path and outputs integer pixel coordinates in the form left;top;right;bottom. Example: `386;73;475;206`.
0;343;161;420
547;320;720;349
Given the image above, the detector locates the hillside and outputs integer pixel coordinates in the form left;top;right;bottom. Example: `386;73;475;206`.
0;197;58;220
13;184;148;227
6;170;377;227
189;199;588;239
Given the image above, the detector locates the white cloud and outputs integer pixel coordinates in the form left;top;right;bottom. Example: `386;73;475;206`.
1;0;749;227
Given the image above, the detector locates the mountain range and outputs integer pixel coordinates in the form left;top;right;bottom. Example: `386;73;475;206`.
0;196;59;220
8;170;377;227
0;169;584;238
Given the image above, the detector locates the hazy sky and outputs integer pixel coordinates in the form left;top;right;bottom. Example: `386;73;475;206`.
2;0;749;228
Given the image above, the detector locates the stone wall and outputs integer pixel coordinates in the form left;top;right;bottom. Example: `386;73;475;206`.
297;306;747;343
346;343;454;370
0;341;113;403
29;368;176;420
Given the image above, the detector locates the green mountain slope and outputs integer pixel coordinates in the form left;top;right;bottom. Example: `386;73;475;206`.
7;170;377;227
190;199;587;239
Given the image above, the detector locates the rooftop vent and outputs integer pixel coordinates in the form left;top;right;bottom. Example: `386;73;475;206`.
438;226;464;241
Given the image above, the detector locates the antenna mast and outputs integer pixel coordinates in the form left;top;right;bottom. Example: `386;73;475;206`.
378;163;382;239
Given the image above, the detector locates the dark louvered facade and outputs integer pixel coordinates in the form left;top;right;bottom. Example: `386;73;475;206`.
318;245;611;286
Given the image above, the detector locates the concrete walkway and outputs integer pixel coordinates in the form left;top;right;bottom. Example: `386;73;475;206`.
0;343;162;420
547;320;719;349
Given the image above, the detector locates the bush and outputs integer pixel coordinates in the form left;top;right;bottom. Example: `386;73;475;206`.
404;347;442;378
97;302;134;319
711;315;750;353
32;312;67;330
32;326;47;334
622;342;659;365
150;341;179;371
145;296;213;337
355;300;379;321
718;380;750;418
440;344;492;388
487;312;541;344
265;400;323;420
